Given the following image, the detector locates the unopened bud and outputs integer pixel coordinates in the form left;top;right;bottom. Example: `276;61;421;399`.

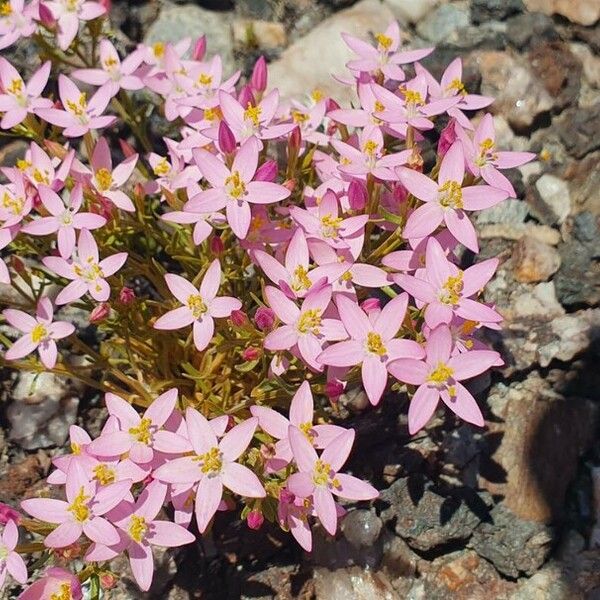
360;297;380;313
89;303;110;323
218;121;236;155
326;98;341;112
282;179;296;192
118;138;137;158
38;2;56;27
99;572;117;590
10;255;25;275
247;509;264;530
0;503;20;525
210;235;224;256
254;160;277;182
348;179;367;211
230;309;248;327
289;126;301;152
192;35;207;61
238;85;256;109
325;380;344;400
98;0;111;13
250;56;268;92
242;346;261;361
438;119;458;157
118;287;135;305
254;307;275;331
279;488;295;504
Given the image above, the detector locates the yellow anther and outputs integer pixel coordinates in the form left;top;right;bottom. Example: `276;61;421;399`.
93;464;116;485
438;180;463;209
198;446;223;474
299;421;315;443
30;323;47;343
428;362;454;384
461;320;478;336
7;78;22;95
50;583;73;600
16;159;30;171
291;109;309;124
313;459;333;487
374;100;385;112
128;514;148;543
129;417;152;445
66;93;87;117
225;171;246;199
103;56;118;70
197;73;212;86
71;442;81;455
292;265;312;292
375;33;393;50
320;214;343;238
366;331;387;356
311;89;324;102
297;308;322;335
2;191;23;215
95;168;113;191
404;89;424;106
363;139;379;156
244;103;262;126
33;169;50;184
340;271;353;282
0;1;12;16
187;293;207;319
440;272;464;305
203;106;222;122
68;488;90;523
153;158;171;176
152;42;165;58
446;78;467;95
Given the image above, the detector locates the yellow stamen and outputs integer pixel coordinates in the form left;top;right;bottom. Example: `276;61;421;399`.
33;169;50;184
203;107;221;122
16;159;30;171
197;73;212;86
438;180;463;209
244;103;262;127
66;93;87;117
198;446;223;474
71;442;81;455
291;265;312;292
30;323;47;344
7;78;22;95
291;109;309;124
320;214;343;238
311;89;324;102
366;331;386;356
428;362;454;384
403;89;424;106
153;158;171;176
297;308;322;335
129;417;152;445
446;78;467;95
50;583;72;600
128;514;148;543
299;421;314;443
103;56;118;70
153;42;165;58
440;272;463;305
363;139;379;156
93;464;116;485
67;488;90;523
0;1;12;17
225;171;246;199
187;293;207;319
375;33;393;50
95;168;113;191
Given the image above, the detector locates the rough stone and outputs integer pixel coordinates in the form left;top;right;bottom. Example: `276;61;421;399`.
341;509;383;549
555;103;600;158
384;0;440;24
0;454;47;503
469;505;554;577
476;199;529;225
380;532;420;578
570;42;600;88
475;50;554;132
523;0;600;26
416;3;471;44
268;0;395;104
479;223;561;245
533;173;571;225
481;372;599;523
554;235;600;307
563;153;600;215
241;564;307;600
232;19;287;49
313;566;400;600
510;563;574;599
471;0;524;24
512;237;561;282
144;3;235;74
506;12;558;50
379;478;481;551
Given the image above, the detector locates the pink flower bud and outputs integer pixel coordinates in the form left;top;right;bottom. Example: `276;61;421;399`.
325;380;344;400
38;2;56;27
360;297;380;313
260;442;276;460
326;98;341;112
238;85;256;109
10;255;25;275
279;488;295;504
254;307;275;331
98;0;111;13
254;160;277;182
247;509;264;530
192;35;207;61
218;121;236;154
283;179;296;192
242;347;260;361
118;287;135;305
210;235;224;256
289;126;301;152
0;503;20;525
89;303;110;323
119;138;137;159
251;56;268;92
99;572;117;590
348;179;367;211
438;119;458;157
230;309;249;327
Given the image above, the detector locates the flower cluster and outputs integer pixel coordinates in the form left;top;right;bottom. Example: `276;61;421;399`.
0;7;533;597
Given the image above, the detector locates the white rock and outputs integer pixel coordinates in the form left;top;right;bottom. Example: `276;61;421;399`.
268;0;396;105
535;173;571;225
232;19;287;49
524;0;600;26
384;0;439;24
570;42;600;88
511;282;565;321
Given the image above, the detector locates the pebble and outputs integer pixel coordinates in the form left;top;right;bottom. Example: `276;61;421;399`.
313;566;400;600
232;19;287;49
416;3;471;44
384;0;440;24
524;0;600;26
341;509;383;548
512;237;561;283
471;0;524;24
570;42;600;88
476;199;529;225
479;223;561;246
533;173;571;225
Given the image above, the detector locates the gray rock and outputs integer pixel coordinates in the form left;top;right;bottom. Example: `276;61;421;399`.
555;103;600;158
144;3;235;74
470;504;554;577
509;563;573;600
555;242;600;307
384;0;440;24
533;174;571;225
506;12;558;50
416;3;471;44
476;199;529;226
341;509;383;548
379;478;481;551
471;0;524;24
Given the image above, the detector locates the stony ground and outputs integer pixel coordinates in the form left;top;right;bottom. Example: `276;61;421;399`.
1;0;600;598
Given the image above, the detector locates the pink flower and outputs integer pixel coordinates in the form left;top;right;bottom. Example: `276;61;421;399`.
86;481;195;591
77;136;138;212
88;389;190;464
277;488;316;551
154;259;241;351
263;284;347;371
388;324;501;433
11;141;74;191
0;173;32;227
187;137;290;239
43;0;106;50
21;461;131;549
398;142;509;251
395;237;502;328
251;381;345;471
0;0;37;51
0;58;52;129
72;39;144;96
0;519;27;588
3;297;75;368
43;229;128;305
153;410;265;532
459;113;536;196
21;184;106;258
0;225;18;283
0;503;20;525
19;567;82;600
343;21;433;81
146;140;200;198
36;75;116;137
318;294;424;405
287;427;378;535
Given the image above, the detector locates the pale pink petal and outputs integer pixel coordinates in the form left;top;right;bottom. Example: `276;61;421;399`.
288;425;318;471
461;185;508;210
195;475;223;533
5;335;38;361
44;521;82;548
314;487;337;535
245;181;290;204
219;417;257;461
148;520;195;547
3;309;36;332
128;541;154;592
426;325;453;364
193;317;214;351
265;286;299;324
186;407;218;454
333;474;378;500
289;380;314;426
387;358;428;385
462;258;498;297
38;339;58;368
152;430;192;454
374;292;408;339
408;385;439;434
199;259;221;301
193;148;229;187
20;498;68;523
154;456;201;484
5;552;27;583
395;274;436;303
403;202;444;240
438;143;465;185
361;355;388;405
222;462;265;497
154;306;195;330
335;294;369;340
441;382;484;427
318;340;363;367
264;325;298;350
287;472;314;497
397;167;438;202
321;429;354;472
448;350;501;380
83;516;119;545
88;431;132;456
226;200;251;239
444;209;478;252
209;297;241;318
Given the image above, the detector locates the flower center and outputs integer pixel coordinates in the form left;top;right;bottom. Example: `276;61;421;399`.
291;109;309;124
375;33;393;50
68;488;90;523
103;56;118;71
225;171;246;200
320;214;342;238
0;545;8;560
403;89;424;106
33;168;50;184
31;323;48;343
299;421;315;443
153;158;171;177
291;265;312;292
152;42;165;58
93;464;116;485
71;442;81;455
475;138;497;167
0;1;12;16
198;446;223;475
187;293;207;319
128;514;148;543
128;417;153;445
363;139;379;157
313;459;341;489
203;106;221;122
95;168;113;191
296;308;322;335
446;78;467;96
439;272;463;305
438;180;463;209
198;73;212;86
74;260;104;282
7;78;23;102
61;210;74;226
244;103;262;127
66;0;80;12
66;93;88;118
50;583;73;600
2;192;24;215
428;362;454;385
366;331;387;356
